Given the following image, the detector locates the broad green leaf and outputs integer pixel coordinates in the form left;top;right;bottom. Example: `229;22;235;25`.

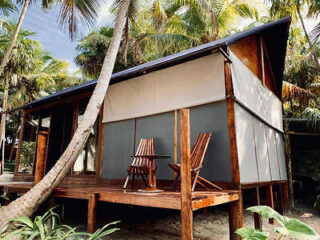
275;218;320;240
235;227;269;240
247;206;281;220
10;216;34;228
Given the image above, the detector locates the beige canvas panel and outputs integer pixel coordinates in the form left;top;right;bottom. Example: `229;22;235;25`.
103;53;225;123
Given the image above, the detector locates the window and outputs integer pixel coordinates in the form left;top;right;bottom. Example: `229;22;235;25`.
17;113;39;174
72;98;98;175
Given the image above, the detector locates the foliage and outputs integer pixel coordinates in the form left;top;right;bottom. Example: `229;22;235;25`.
236;206;320;240
1;206;120;239
76;0;261;78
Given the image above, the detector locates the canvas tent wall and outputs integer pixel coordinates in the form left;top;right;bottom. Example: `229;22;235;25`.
102;53;233;181
230;52;287;183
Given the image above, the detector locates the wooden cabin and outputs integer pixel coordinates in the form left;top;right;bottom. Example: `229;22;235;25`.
1;17;291;240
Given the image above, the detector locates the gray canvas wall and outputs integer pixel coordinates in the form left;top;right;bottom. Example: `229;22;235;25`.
102;101;232;182
102;119;135;178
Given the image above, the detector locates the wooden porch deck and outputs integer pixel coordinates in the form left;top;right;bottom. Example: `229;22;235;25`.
0;182;239;211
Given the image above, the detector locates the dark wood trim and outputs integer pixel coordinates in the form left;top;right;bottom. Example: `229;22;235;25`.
97;105;104;180
241;180;287;189
224;60;240;190
180;109;193;240
24;91;92;114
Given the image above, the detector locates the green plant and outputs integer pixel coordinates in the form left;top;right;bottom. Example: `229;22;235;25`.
236;205;320;240
2;206;119;239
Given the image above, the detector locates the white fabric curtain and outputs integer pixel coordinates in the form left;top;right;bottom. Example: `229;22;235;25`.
103;53;225;123
235;103;287;183
230;51;283;132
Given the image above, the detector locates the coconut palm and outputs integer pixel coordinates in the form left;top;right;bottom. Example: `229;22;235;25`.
0;0;131;230
0;0;16;30
0;0;103;82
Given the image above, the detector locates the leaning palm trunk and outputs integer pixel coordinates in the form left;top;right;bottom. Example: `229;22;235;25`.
0;0;30;77
0;0;131;231
0;74;9;174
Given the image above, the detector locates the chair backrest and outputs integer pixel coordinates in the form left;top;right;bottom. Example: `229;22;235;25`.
131;138;154;168
190;132;212;171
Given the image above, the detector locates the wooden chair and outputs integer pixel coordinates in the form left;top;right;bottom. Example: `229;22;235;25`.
168;132;222;191
123;138;155;189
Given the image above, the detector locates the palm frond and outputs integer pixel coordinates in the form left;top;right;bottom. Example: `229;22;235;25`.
57;0;103;40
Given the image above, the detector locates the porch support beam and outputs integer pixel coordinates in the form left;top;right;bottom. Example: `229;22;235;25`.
228;196;243;240
266;184;275;224
88;193;98;233
180;109;193;240
252;187;261;229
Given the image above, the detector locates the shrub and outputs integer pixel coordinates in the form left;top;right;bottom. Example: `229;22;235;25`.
236;206;319;240
1;206;119;239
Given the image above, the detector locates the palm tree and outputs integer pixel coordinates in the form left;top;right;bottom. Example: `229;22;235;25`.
0;0;102;81
0;0;131;230
76;0;260;78
0;25;38;174
268;0;320;72
0;0;16;30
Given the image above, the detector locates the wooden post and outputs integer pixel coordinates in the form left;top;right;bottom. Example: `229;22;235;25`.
34;131;48;184
180;109;193;240
88;193;98;233
284;121;294;209
266;184;275;224
225;59;243;240
224;61;241;190
228;196;243;240
279;183;290;214
252;187;261;229
174;110;178;179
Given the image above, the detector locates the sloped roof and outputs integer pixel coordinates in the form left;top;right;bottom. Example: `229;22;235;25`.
20;17;291;110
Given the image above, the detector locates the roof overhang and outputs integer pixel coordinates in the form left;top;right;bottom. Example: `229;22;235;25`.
15;17;291;111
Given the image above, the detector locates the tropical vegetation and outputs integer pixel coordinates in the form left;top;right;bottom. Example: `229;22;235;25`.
236;205;319;240
0;0;319;235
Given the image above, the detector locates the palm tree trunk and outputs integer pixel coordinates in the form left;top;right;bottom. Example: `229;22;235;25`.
0;0;30;77
0;74;9;174
296;2;320;73
0;0;131;231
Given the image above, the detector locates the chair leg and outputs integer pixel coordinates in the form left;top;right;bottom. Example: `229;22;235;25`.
197;175;222;191
131;174;135;189
123;174;130;189
141;175;148;186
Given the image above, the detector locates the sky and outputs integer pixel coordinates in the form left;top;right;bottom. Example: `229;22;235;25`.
14;1;114;72
11;1;318;73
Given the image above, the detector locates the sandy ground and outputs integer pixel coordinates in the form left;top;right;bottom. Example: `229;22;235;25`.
65;203;319;240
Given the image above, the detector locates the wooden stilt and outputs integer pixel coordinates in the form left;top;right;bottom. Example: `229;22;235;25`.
180;109;193;240
88;193;98;234
266;184;275;224
228;197;243;240
48;195;56;209
280;183;290;214
252;187;261;229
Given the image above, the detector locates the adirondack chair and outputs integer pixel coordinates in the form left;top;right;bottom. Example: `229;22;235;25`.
123;138;155;189
168;132;222;191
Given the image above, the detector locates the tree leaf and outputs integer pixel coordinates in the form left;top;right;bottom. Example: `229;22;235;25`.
275;218;320;240
235;227;269;240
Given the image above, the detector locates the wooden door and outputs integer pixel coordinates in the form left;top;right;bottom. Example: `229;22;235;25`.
34;131;48;183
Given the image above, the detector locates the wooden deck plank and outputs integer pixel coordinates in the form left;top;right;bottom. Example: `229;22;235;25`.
0;182;239;210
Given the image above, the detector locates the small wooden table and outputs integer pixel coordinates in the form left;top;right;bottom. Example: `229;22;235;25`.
132;154;171;192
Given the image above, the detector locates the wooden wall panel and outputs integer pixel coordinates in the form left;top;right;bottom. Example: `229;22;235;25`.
229;35;260;79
